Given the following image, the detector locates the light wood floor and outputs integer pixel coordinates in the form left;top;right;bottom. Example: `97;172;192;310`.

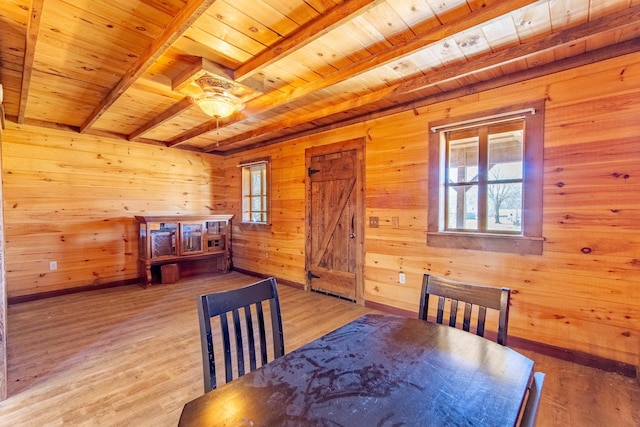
0;272;638;426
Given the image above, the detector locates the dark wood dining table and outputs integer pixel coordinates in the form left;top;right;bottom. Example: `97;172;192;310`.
179;313;534;426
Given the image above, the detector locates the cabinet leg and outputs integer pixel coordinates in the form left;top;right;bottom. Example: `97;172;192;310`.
144;266;152;288
138;260;152;288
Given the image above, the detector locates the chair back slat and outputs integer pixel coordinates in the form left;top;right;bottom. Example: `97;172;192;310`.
436;296;445;324
197;277;285;393
462;302;472;332
243;305;257;372
231;309;245;377
449;299;458;327
476;306;487;337
418;274;511;346
256;303;268;365
218;312;233;384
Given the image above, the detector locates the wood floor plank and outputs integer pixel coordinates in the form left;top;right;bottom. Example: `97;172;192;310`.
0;272;638;426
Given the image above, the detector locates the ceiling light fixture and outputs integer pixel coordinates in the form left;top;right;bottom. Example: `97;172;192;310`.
193;76;243;118
192;76;244;147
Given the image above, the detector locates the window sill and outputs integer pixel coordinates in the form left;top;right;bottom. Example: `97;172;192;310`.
238;222;271;232
426;231;543;255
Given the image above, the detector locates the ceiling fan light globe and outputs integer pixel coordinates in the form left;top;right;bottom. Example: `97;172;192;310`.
197;96;237;118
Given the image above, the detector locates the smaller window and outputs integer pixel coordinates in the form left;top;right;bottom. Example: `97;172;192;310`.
240;159;270;224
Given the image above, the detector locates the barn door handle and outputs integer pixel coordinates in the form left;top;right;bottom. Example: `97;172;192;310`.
307;271;320;280
350;214;355;239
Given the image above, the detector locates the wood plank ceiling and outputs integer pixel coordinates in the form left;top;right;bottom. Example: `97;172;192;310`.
0;0;638;154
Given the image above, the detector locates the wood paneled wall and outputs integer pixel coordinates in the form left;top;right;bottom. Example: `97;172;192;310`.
1;123;224;299
0;125;6;400
1;54;638;371
219;52;640;368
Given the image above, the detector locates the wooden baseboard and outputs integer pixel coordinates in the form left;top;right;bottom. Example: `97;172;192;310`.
365;300;415;318
7;278;139;305
8;268;303;305
508;336;637;379
365;300;637;379
231;267;305;290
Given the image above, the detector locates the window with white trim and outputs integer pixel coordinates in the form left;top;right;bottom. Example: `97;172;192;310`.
241;159;270;224
427;101;544;255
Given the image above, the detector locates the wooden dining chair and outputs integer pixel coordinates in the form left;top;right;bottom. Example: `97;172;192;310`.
519;372;545;427
418;274;511;345
197;277;285;393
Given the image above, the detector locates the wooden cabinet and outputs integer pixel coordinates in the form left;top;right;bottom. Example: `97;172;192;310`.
135;215;233;287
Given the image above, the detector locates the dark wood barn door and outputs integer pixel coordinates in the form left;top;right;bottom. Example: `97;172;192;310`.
305;139;364;303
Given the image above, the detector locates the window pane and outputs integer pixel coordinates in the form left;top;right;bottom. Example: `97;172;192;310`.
242;201;249;221
251;196;261;211
487;183;522;232
488;124;523;181
448;134;479;184
250;170;262;195
241;162;269;224
446;185;478;230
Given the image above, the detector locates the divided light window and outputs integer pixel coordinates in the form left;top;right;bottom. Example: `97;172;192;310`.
241;159;269;224
444;120;524;234
428;101;545;255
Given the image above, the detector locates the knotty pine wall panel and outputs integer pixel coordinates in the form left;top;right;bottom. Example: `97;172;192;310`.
0;126;7;400
220;52;640;368
2;123;224;298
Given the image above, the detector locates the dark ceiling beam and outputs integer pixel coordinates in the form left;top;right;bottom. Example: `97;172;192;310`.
79;0;217;133
18;0;44;123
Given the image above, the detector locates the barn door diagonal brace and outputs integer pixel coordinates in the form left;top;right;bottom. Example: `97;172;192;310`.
312;178;356;266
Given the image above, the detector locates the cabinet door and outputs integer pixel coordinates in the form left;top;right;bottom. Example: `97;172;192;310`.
179;222;204;255
205;221;226;252
150;222;177;258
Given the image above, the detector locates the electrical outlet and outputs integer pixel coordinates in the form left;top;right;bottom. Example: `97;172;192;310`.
49;261;58;271
399;272;406;284
369;216;379;228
